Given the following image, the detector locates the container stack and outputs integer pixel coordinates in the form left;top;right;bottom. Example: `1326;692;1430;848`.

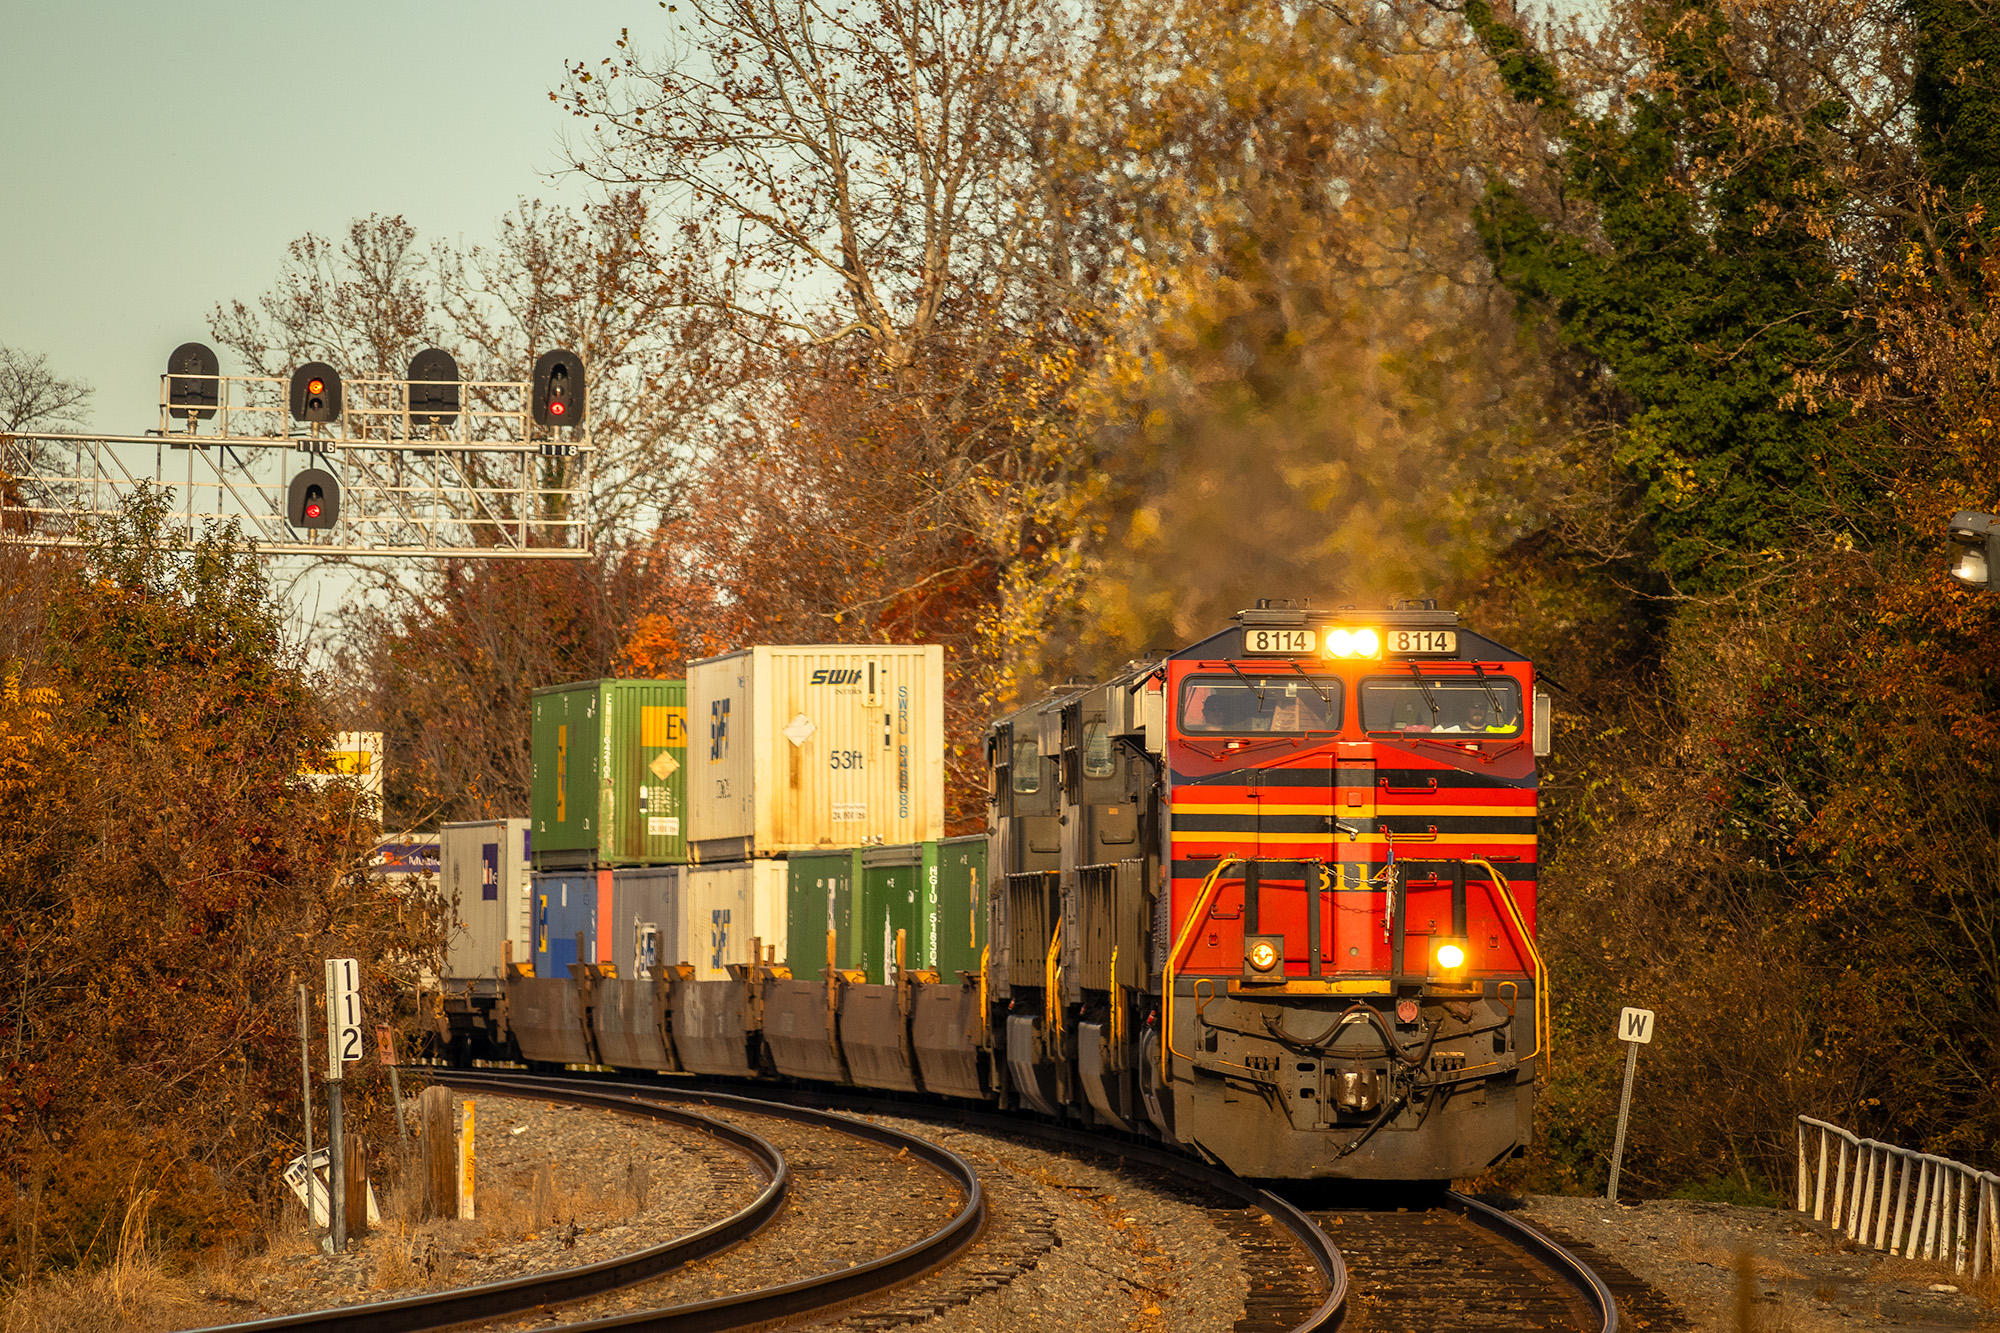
525;679;690;980
686;645;951;982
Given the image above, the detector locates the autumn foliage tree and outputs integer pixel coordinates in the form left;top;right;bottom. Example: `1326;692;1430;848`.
0;491;431;1277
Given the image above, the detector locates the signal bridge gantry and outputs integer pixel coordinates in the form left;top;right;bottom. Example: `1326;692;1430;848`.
0;343;594;560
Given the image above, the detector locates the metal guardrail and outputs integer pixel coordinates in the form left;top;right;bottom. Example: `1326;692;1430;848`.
1796;1114;1998;1275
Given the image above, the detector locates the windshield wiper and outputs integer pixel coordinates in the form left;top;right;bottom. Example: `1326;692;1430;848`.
1405;660;1441;722
1224;660;1265;705
1470;662;1508;721
1283;658;1331;706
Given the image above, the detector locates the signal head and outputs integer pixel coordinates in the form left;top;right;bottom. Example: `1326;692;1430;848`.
288;468;340;530
407;347;462;426
166;341;221;420
289;361;343;424
532;348;586;428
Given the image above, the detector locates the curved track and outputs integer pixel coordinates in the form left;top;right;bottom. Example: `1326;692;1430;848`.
508;1073;1349;1331
195;1066;1619;1333
182;1072;981;1333
1313;1190;1617;1332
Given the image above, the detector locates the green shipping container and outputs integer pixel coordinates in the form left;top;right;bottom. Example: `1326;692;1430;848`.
531;679;688;868
859;844;933;984
933;834;987;983
785;849;862;977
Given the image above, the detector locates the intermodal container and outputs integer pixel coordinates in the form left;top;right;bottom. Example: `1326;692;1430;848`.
858;843;939;983
785;849;862;977
687;646;945;862
440;819;532;986
933;834;987;983
608;865;680;978
682;860;788;980
532;868;605;977
531;679;688;869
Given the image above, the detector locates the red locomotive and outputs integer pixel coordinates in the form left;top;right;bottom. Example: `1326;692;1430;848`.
989;601;1546;1178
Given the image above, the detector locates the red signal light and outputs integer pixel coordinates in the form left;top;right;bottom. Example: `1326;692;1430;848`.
550;400;566;416
305;501;322;520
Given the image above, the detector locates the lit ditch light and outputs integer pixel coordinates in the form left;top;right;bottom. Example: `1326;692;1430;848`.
1428;935;1471;985
1243;933;1285;983
1946;511;1998;591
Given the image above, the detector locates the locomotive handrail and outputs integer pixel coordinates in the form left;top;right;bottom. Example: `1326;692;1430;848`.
1466;857;1549;1073
1162;855;1246;1081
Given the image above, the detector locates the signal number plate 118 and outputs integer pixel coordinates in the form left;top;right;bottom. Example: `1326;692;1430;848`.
1244;628;1317;655
1389;629;1458;655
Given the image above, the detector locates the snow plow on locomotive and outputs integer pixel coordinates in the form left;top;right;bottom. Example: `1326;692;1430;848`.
434;604;1547;1181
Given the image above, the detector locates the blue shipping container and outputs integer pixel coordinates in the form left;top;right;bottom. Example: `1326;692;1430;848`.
533;869;603;976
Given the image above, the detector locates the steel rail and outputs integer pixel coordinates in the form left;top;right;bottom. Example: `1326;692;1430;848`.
494;1071;1347;1333
1439;1191;1619;1333
439;1070;991;1331
182;1079;787;1333
189;1071;986;1333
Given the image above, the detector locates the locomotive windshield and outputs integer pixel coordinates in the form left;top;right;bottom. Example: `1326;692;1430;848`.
1360;675;1522;735
1082;721;1117;777
1012;738;1041;792
1179;675;1343;734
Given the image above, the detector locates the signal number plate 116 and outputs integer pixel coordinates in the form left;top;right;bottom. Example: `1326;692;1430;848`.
1244;628;1317;654
1389;629;1458;654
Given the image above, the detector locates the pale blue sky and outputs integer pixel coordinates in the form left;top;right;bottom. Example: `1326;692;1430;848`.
0;1;630;435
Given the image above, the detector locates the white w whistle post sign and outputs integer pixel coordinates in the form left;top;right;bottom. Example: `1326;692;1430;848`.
1605;1006;1656;1203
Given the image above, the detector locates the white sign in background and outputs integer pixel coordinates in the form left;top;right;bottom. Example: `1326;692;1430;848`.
1617;1006;1656;1044
325;957;362;1080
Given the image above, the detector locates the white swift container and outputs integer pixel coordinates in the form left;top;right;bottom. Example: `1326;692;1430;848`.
681;860;789;980
688;645;946;861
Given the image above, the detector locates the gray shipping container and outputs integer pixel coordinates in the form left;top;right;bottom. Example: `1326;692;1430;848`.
608;866;681;979
439;819;533;987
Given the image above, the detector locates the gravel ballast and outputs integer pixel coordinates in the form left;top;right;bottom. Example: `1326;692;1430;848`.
1517;1194;2000;1332
174;1091;766;1328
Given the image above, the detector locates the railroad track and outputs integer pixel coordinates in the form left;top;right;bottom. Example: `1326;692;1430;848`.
648;1078;1624;1333
181;1072;981;1333
191;1068;1621;1333
1313;1190;1619;1332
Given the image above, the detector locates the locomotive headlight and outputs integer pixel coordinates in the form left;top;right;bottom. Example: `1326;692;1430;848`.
1244;934;1284;980
1428;936;1472;984
1324;628;1382;658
